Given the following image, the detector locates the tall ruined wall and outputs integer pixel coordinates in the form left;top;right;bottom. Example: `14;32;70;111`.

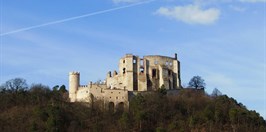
144;55;181;90
136;57;147;91
173;60;181;88
106;71;124;90
124;55;136;91
105;54;181;91
106;54;137;91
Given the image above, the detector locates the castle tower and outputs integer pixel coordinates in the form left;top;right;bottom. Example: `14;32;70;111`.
69;72;80;102
173;53;181;89
119;54;138;91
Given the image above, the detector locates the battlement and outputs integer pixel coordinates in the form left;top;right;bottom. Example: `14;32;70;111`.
144;55;174;59
79;85;88;88
125;54;133;57
69;71;80;75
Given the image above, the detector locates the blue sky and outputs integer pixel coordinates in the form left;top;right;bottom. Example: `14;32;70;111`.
0;0;265;118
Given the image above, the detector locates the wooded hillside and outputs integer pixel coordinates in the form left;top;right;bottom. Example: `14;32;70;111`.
0;78;265;132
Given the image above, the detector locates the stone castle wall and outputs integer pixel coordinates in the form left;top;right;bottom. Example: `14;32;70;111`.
69;54;181;108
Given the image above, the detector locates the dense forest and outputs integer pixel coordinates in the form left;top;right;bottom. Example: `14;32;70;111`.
0;78;265;132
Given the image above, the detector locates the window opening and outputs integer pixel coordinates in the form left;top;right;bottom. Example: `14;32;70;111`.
123;68;126;74
140;67;144;73
169;80;172;89
140;59;144;66
152;69;157;78
154;60;158;65
168;70;171;76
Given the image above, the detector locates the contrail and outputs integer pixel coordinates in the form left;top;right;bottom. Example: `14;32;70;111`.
0;0;155;36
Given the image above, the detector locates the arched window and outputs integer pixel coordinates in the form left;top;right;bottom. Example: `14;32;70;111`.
117;102;124;112
123;68;126;74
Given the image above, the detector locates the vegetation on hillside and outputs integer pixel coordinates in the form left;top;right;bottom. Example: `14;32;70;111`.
0;78;265;132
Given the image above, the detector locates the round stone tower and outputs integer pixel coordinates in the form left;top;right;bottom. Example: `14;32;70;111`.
69;72;80;102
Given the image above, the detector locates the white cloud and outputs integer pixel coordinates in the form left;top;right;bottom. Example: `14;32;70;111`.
155;4;220;25
239;0;266;2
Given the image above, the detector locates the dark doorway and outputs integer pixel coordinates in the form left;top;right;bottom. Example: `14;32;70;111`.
108;102;115;112
117;102;124;112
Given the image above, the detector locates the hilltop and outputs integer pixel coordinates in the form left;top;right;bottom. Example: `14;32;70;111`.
0;79;265;132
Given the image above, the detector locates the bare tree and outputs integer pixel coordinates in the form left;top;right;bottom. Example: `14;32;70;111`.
188;76;206;89
4;78;28;92
211;88;222;97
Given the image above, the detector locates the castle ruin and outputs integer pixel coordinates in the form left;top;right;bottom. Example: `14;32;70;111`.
69;54;181;109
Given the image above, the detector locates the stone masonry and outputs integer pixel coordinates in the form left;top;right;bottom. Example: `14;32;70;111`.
69;54;181;109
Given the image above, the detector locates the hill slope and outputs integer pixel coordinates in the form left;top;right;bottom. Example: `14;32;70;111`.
0;85;265;132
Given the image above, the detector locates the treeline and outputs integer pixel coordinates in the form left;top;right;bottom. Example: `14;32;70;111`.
0;78;265;132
